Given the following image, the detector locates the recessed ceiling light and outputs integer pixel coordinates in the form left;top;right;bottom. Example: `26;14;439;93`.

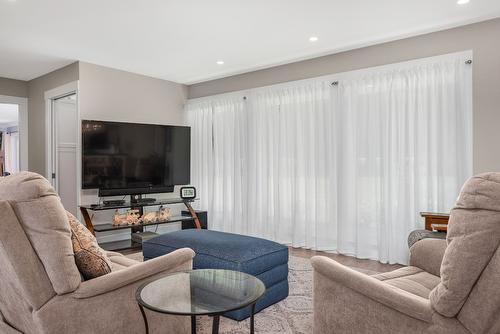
216;60;224;65
309;36;319;42
457;0;470;4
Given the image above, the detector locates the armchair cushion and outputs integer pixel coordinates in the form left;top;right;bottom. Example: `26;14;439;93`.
311;256;433;322
67;211;111;280
372;266;440;298
430;173;500;317
409;238;447;277
0;172;81;295
0;200;55;310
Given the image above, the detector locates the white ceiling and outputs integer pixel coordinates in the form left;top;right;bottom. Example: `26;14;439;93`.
0;103;19;127
1;0;500;84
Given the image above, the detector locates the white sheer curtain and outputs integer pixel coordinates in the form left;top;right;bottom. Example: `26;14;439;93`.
246;83;339;249
187;98;248;233
186;101;214;214
336;58;472;263
187;53;472;264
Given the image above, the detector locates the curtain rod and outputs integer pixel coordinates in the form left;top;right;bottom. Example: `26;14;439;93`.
194;50;472;102
242;56;472;98
327;59;473;86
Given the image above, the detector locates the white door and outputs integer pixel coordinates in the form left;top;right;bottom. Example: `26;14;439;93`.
51;94;78;215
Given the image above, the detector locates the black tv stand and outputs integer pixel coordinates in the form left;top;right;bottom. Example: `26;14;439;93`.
79;197;203;251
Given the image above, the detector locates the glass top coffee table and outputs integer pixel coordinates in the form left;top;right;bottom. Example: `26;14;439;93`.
136;269;266;334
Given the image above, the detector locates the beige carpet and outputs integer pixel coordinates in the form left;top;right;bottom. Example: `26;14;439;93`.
128;253;378;334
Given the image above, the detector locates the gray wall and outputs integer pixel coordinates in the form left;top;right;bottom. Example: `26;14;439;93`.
0;77;28;97
26;61;188;177
77;62;188;242
27;62;79;174
189;18;500;174
79;62;187;125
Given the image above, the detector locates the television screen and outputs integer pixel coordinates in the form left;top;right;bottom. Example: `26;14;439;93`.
82;120;190;194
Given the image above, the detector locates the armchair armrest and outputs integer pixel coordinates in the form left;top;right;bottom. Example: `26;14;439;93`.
311;256;433;322
73;248;195;299
409;238;447;277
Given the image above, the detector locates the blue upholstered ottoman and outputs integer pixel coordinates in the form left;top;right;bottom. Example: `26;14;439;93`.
143;229;289;321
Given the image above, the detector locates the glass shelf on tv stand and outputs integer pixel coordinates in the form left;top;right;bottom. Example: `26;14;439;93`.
78;198;202;251
92;215;195;232
80;198;197;211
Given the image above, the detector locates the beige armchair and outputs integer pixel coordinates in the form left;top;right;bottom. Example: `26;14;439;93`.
0;172;194;334
312;172;500;334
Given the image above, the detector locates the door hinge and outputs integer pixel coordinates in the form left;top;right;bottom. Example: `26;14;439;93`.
52;173;56;179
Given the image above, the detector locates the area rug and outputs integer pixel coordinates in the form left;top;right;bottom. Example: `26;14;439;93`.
127;253;378;334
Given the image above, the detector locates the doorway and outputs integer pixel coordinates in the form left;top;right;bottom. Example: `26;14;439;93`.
0;103;19;175
0;95;28;174
45;82;79;215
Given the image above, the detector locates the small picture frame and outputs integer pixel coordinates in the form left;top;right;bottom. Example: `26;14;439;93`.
180;186;196;200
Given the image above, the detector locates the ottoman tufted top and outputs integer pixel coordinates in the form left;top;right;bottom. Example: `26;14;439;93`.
143;229;288;276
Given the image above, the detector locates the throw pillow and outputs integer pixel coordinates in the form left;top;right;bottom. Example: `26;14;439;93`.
67;211;112;280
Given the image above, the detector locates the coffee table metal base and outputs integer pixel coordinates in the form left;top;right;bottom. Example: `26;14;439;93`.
140;303;257;334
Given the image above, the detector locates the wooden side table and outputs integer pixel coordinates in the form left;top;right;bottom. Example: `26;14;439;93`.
420;212;450;232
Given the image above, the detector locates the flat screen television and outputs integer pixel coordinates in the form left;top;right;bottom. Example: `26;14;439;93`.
82;120;190;196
